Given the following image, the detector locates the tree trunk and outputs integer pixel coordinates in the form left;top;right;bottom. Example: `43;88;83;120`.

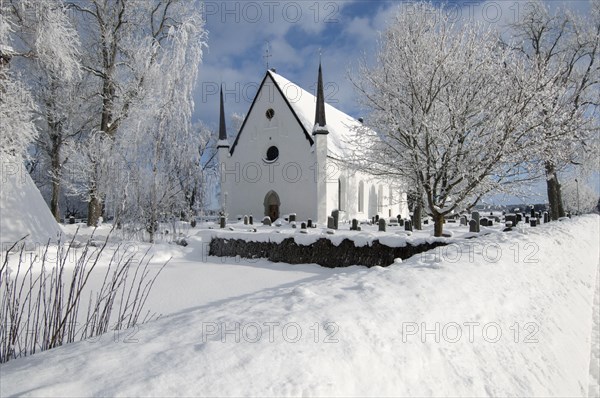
87;193;102;227
49;136;61;222
545;162;565;220
413;200;423;230
433;212;444;237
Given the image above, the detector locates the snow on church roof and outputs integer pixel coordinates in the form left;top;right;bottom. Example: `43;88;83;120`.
268;70;363;159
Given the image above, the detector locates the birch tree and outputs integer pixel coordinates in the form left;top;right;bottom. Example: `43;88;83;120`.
0;0;80;162
507;0;600;220
66;0;204;227
351;3;536;237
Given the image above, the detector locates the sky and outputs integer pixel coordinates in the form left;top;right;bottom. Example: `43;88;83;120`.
192;0;598;204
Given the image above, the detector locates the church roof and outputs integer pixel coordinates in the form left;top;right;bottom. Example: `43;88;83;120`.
268;70;363;159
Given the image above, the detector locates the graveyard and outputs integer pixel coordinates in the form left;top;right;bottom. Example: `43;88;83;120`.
0;214;598;396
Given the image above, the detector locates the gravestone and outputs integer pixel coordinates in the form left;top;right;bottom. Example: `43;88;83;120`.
289;213;296;223
537;211;542;219
262;216;271;226
332;210;339;230
516;213;522;223
243;215;248;225
69;216;75;225
530;208;536;218
301;222;307;230
351;219;358;231
460;216;468;226
543;212;549;224
397;215;402;225
220;216;226;229
471;212;481;232
399;219;404;227
469;219;479;233
249;215;253;225
404;220;413;232
327;216;335;229
307;219;313;228
378;218;386;232
375;214;379;222
480;218;488;227
525;216;530;224
530;218;537;227
371;216;376;225
505;214;517;227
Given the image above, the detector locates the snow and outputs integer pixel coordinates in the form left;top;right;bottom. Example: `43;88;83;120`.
0;159;62;249
269;71;366;159
0;215;598;397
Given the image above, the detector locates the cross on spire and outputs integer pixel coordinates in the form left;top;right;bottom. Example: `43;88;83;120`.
263;41;272;70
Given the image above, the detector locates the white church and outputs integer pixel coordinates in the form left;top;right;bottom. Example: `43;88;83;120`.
217;64;409;224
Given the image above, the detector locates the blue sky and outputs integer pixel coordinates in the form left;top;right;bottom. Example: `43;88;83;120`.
193;0;598;204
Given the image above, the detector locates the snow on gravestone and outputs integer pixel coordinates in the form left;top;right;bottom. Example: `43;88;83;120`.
0;160;61;249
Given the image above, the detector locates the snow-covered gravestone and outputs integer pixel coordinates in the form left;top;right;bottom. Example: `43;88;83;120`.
516;213;523;224
249;215;253;225
530;208;536;218
307;219;313;228
404;219;413;232
378;218;386;232
480;218;488;227
262;216;271;226
244;215;248;225
543;212;549;223
505;214;517;227
289;213;296;223
530;218;537;227
471;211;480;226
332;210;339;230
351;219;358;231
460;215;468;226
301;222;307;230
469;219;479;233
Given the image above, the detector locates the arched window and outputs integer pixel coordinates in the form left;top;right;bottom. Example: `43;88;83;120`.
358;181;364;213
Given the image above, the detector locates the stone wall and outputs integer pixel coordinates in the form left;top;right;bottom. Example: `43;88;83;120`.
209;237;448;268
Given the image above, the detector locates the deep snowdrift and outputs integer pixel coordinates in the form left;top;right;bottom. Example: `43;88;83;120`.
1;215;598;397
0;160;61;248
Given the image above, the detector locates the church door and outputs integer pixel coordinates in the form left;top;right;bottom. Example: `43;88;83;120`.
264;190;281;222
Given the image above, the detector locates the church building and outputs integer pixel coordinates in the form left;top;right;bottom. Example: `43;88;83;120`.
217;64;408;224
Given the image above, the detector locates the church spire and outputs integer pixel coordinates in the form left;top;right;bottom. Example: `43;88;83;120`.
218;84;228;145
313;62;328;135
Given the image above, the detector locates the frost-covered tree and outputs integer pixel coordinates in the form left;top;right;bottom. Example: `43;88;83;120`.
65;0;206;227
0;0;80;161
97;6;207;242
561;179;599;215
351;3;537;237
507;0;600;220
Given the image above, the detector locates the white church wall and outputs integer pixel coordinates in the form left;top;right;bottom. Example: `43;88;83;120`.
222;75;318;221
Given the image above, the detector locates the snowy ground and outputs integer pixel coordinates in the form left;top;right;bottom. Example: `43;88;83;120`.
0;215;598;397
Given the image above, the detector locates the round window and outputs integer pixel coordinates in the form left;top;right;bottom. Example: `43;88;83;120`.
266;108;275;120
266;146;279;162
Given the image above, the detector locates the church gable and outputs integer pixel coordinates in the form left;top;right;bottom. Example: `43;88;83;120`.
229;71;314;155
